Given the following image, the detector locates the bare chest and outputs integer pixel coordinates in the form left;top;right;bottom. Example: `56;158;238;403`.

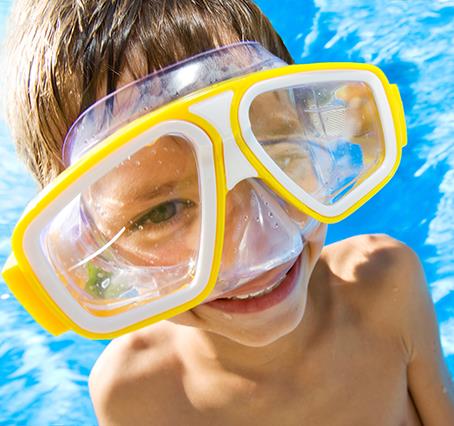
169;336;421;426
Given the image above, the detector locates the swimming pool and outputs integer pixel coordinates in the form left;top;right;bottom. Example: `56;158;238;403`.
0;0;453;424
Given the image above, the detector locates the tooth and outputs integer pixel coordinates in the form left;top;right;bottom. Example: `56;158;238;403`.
227;275;286;301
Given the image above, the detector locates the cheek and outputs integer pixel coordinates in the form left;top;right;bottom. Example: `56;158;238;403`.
306;223;327;265
113;217;201;267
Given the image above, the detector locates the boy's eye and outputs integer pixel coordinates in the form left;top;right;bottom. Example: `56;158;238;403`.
131;199;195;229
149;201;178;223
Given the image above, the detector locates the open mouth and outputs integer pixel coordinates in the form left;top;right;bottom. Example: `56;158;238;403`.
223;274;288;300
203;251;304;314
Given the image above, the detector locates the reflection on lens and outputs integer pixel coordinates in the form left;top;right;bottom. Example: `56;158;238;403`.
43;135;202;316
249;81;385;205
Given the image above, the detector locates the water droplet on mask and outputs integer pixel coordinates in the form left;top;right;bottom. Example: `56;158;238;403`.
268;212;274;218
243;215;249;221
255;216;260;222
100;278;111;289
138;225;144;231
135;160;141;166
273;222;279;229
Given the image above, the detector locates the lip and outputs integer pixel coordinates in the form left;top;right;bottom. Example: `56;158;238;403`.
213;256;297;300
203;251;303;314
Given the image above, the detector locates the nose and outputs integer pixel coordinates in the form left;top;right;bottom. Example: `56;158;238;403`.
218;178;306;282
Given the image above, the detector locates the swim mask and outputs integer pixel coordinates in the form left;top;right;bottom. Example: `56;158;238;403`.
2;42;407;339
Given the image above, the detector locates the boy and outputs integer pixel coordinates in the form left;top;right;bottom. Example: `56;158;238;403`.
3;1;453;425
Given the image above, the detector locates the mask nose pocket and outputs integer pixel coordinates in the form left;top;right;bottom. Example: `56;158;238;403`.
213;178;304;296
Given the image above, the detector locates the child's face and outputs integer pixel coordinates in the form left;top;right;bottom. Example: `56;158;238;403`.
76;58;327;344
84;131;327;346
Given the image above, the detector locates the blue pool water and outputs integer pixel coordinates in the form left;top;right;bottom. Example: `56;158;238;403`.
0;0;453;424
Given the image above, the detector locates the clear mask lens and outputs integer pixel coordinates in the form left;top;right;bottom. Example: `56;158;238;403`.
44;135;202;315
249;81;385;204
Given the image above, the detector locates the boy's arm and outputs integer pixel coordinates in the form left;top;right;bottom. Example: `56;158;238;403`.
395;244;454;425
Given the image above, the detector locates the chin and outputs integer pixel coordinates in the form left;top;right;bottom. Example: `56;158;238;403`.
217;290;308;347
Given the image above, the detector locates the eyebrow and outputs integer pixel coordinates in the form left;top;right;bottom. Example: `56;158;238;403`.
132;175;199;202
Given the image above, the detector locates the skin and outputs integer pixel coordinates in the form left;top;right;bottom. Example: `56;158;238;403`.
89;232;454;426
84;60;454;425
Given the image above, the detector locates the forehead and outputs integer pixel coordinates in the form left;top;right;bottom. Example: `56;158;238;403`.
89;135;197;199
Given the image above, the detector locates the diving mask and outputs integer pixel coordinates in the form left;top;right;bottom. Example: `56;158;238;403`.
2;42;406;339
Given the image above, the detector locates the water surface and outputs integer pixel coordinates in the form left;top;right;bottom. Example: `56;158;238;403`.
1;0;453;424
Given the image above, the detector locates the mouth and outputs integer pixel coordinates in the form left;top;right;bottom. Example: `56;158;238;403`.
202;250;304;314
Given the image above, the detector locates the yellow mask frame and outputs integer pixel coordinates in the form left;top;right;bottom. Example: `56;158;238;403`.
2;62;406;339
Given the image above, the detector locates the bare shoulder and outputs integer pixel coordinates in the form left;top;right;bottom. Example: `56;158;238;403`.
320;235;454;423
322;233;422;291
89;321;183;425
320;234;426;349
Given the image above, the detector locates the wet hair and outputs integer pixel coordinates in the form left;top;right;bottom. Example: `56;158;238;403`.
2;0;293;187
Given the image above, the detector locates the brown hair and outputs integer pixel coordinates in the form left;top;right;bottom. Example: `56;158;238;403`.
2;0;293;188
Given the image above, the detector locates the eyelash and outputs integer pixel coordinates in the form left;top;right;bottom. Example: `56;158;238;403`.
128;199;196;232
